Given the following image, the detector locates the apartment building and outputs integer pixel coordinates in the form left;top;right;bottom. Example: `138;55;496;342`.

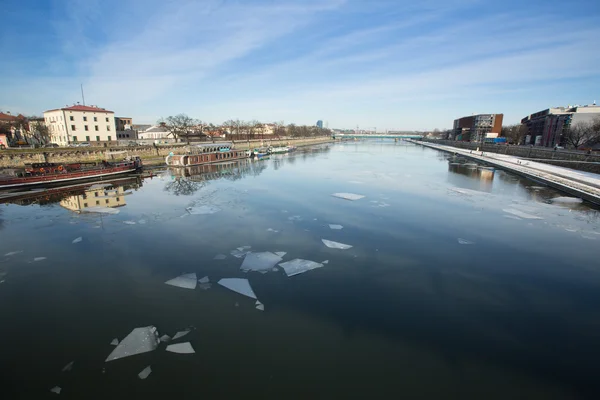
452;114;503;143
43;104;116;146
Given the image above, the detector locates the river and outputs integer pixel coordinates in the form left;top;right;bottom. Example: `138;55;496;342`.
1;140;599;399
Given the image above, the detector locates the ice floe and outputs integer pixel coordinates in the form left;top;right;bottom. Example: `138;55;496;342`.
503;208;543;220
138;219;147;224
33;257;47;262
166;342;195;354
198;276;210;284
198;283;212;290
110;338;119;346
62;361;74;372
458;238;475;245
279;259;324;277
123;221;136;225
159;335;171;343
138;366;152;379
274;252;286;257
218;278;257;299
328;224;343;230
105;326;159;362
331;193;365;201
72;237;82;244
240;252;283;272
213;254;227;260
4;251;22;257
322;260;329;264
550;196;583;204
172;329;191;340
322;239;352;250
186;205;221;215
165;273;197;290
256;304;265;311
267;228;279;232
288;215;302;221
50;386;61;394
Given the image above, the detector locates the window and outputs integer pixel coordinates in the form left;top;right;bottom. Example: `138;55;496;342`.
105;199;109;204
105;117;109;122
73;136;77;142
95;192;99;197
86;136;90;141
108;136;112;141
82;194;87;199
107;125;111;131
84;125;89;131
83;116;87;121
94;117;97;122
116;197;120;201
83;203;88;207
70;116;74;121
71;125;76;131
96;136;100;141
95;125;99;131
96;200;100;205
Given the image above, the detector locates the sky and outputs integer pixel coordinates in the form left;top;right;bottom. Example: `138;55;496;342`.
1;0;599;131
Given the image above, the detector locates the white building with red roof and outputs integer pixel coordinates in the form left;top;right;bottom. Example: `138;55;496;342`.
43;104;116;146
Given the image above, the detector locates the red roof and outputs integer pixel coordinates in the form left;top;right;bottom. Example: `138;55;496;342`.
0;112;22;121
61;105;114;113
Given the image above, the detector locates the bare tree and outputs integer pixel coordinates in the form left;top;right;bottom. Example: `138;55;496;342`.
159;114;198;143
501;124;528;145
564;119;600;149
164;177;205;196
272;121;285;138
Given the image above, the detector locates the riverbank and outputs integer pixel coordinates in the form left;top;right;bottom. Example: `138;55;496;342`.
0;136;334;168
410;140;600;206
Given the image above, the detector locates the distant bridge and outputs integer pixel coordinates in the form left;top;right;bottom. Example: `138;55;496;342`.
333;134;424;139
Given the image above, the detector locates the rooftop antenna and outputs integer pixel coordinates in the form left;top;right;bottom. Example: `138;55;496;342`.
81;84;86;106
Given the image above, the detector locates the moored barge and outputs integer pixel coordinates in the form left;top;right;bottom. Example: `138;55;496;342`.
165;142;248;167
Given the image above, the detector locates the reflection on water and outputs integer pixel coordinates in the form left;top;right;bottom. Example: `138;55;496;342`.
1;141;600;399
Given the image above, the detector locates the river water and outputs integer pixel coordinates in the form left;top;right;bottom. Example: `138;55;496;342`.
1;140;600;399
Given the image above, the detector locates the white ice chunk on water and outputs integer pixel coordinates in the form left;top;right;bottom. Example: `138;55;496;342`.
159;335;171;343
256;304;265;311
504;215;522;220
240;252;283;272
105;326;159;362
214;254;227;260
62;361;74;372
172;329;190;340
4;251;23;256
198;283;212;290
322;239;352;250
322;260;329;264
550;196;583;204
458;238;475;245
110;338;119;346
123;221;136;225
166;342;195;354
328;224;343;230
165;273;197;289
241;246;251;250
231;249;249;258
138;219;147;224
72;237;82;244
186;205;221;215
274;252;286;257
267;228;279;232
50;386;61;394
33;257;47;262
279;259;324;277
198;276;210;284
82;207;120;215
255;300;262;305
503;208;543;220
138;366;152;380
331;193;365;201
218;278;257;299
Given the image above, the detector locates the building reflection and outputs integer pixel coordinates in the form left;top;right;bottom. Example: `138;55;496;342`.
60;183;129;212
447;160;495;192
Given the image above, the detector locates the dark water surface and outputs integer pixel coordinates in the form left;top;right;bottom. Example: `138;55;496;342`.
1;141;600;399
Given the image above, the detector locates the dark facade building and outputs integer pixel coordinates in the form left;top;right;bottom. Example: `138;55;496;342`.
452;114;503;142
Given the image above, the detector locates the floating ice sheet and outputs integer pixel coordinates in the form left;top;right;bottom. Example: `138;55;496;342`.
105;326;159;362
187;205;221;215
82;207;120;215
172;329;190;340
322;260;329;264
504;215;522;220
166;342;195;354
4;251;22;257
62;361;74;372
288;215;302;221
240;252;283;272
33;257;47;262
328;224;343;230
550;196;583;204
110;338;119;346
138;219;147;224
72;237;82;244
256;304;265;311
503;208;543;220
123;221;136;225
458;238;475;245
165;273;197;289
322;239;352;250
138;366;152;380
218;278;257;299
159;335;171;343
50;386;61;394
213;254;227;260
279;259;324;277
274;252;286;257
198;276;210;284
331;193;365;201
198;283;212;290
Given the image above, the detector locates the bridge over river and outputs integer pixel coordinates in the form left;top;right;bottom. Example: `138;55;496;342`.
333;134;424;139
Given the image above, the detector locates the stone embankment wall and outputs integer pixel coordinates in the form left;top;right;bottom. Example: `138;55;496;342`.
0;137;333;168
423;139;600;174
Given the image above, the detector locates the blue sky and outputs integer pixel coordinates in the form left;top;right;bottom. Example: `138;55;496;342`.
1;0;599;130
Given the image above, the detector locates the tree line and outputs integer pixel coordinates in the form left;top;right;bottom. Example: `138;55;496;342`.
501;117;600;149
158;114;332;142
